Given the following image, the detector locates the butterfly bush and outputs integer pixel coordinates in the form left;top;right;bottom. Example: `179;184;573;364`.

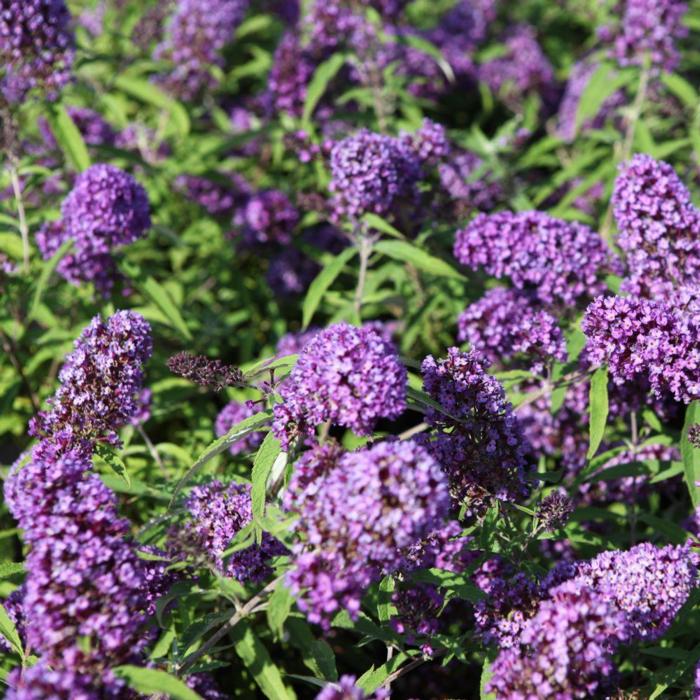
215;400;265;455
272;322;407;448
0;0;74;101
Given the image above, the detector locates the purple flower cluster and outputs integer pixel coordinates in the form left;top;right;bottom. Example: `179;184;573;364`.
487;579;626;698
329;129;423;221
613;154;700;297
454;210;618;307
40;107;117;150
215;400;265;455
404;119;450;166
36;164;151;296
438;150;503;212
478;25;555;109
272;323;406;448
155;0;248;99
238;189;299;245
582;291;700;404
576;542;698;641
420;349;530;511
537;490;576;532
457;288;567;374
175;172;250;217
29;311;153;448
171;480;284;581
268;32;315;117
287;440;450;628
316;675;388;700
0;0;74;101
607;0;688;72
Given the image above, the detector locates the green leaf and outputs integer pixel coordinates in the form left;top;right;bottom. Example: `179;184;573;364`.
373;240;465;280
302;53;347;125
47;104;91;171
28;239;74;321
114;75;190;136
661;72;698;109
0;603;23;658
170;411;271;506
377;576;395;623
302;247;357;328
231;621;296;700
0;561;23;579
480;659;496;699
361;213;404;239
587;367;609;459
286;618;338;681
356;653;408;693
266;581;294;638
113;666;202;700
575;64;631;132
94;444;130;487
140;277;193;341
681;400;700;507
251;432;283;521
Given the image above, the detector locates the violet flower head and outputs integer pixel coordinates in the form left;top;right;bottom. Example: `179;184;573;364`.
576;542;698;641
537;490;575;532
404;118;450;166
29;311;153;450
420;348;530;510
40;107;117;149
215;400;265;456
167;352;244;391
329;129;423;221
613;154;700;297
0;0;75;101
288;440;450;628
272;322;406;448
608;0;688;72
268;32;315;117
154;0;247;99
479;25;555;109
172;480;285;582
438;150;503;212
487;579;627;698
239;189;299;245
316;675;388;700
458;287;567;373
454;210;620;307
175;173;249;217
61;164;151;251
582;291;700;404
7;662;119;699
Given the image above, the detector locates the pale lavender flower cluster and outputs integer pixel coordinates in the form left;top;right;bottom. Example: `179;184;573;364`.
272;323;406;448
316;675;388;700
613;154;700;297
0;0;74;101
287;440;450;628
582;291;700;404
454;210;619;307
155;0;247;99
420;348;530;511
329;129;423;221
457;288;566;374
606;0;688;72
576;542;698;641
29;311;153;449
36;164;151;296
487;579;626;698
172;480;284;581
478;25;555;109
215;400;265;455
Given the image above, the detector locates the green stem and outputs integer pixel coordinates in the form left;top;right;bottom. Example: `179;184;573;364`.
8;163;29;273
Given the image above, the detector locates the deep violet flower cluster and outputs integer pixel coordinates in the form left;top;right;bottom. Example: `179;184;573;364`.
238;189;299;245
154;0;247;99
175;172;250;217
316;675;388;700
607;0;688;72
478;25;555;109
613;154;700;297
39;107;117;149
0;0;74;101
328;129;423;221
454;210;618;307
29;311;153;448
486;579;627;699
36;164;151;296
272;322;406;448
457;288;567;374
420;348;530;510
404;119;450;166
268;32;315;117
287;440;450;628
536;490;575;532
215;400;265;455
438;150;503;212
582;291;700;404
172;480;285;581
